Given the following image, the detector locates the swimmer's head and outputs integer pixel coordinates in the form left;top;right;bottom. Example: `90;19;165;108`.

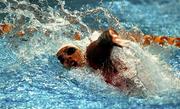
56;44;86;68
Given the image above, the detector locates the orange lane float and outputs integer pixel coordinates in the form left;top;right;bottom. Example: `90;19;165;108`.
16;31;25;37
141;35;180;48
175;38;180;48
152;36;168;46
166;37;176;45
0;23;13;35
73;32;81;40
143;35;153;46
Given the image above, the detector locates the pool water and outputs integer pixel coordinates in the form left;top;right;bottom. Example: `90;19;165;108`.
0;0;180;109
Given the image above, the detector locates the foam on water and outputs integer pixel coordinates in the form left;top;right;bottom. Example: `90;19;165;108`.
0;0;180;109
112;42;180;94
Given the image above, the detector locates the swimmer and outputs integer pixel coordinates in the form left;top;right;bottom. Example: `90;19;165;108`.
57;28;146;96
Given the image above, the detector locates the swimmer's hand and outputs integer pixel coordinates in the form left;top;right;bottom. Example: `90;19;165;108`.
109;29;130;48
113;38;130;48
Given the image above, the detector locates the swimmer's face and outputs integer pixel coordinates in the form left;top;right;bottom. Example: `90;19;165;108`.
56;45;85;68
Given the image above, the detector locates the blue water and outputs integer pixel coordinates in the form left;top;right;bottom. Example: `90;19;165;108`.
0;0;180;109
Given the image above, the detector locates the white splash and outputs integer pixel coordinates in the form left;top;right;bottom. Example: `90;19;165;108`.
111;41;180;95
